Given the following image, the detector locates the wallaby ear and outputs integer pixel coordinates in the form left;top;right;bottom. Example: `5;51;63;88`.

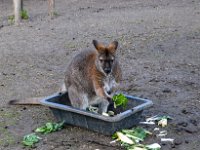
93;40;105;52
107;41;118;53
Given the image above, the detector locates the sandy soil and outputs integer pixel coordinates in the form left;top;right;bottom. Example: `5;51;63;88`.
0;0;200;149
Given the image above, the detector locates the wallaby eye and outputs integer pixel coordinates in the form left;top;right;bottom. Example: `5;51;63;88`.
99;59;103;63
110;58;114;63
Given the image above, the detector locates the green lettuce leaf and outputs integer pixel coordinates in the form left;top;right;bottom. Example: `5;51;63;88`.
22;133;41;147
35;121;65;134
112;93;128;108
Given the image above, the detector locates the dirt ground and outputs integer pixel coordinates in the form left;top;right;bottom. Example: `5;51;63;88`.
0;0;200;149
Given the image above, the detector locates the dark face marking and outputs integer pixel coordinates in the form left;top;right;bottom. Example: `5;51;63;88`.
99;51;115;74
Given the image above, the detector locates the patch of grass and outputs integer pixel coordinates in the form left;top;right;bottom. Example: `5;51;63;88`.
53;11;59;17
8;15;14;24
0;111;19;118
8;9;29;24
20;10;29;20
0;129;15;146
64;42;76;49
0;110;20;146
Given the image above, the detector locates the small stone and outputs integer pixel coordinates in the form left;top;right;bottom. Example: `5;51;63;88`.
174;139;182;145
161;143;166;146
183;124;198;133
162;88;172;93
47;69;52;71
3;143;9;147
181;109;189;114
171;144;176;148
177;121;188;127
175;127;183;133
149;78;160;82
21;107;27;111
185;140;189;144
2;72;7;76
189;119;197;126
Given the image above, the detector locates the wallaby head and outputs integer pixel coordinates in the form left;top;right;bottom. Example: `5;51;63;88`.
93;40;118;75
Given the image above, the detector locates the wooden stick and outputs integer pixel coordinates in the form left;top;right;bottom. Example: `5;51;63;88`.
48;0;55;19
13;0;21;25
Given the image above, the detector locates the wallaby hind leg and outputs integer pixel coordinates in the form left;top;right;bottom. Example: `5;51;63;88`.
68;86;89;110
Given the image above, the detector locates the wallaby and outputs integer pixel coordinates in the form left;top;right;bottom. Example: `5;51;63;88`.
9;40;122;114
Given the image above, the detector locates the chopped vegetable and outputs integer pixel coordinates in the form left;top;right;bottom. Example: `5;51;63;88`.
22;133;41;147
161;138;174;143
140;121;155;125
112;127;160;150
153;128;160;131
116;132;134;144
156;130;167;137
113;127;152;144
112;93;128;108
102;112;109;116
102;111;115;116
145;115;172;127
126;143;161;150
127;144;146;150
158;118;167;127
108;111;115;116
88;106;99;113
146;143;161;150
122;127;152;142
35;121;65;134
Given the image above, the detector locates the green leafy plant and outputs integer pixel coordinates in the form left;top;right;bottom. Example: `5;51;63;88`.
22;133;41;147
112;93;128;108
121;127;152;142
20;10;29;20
35;121;65;134
8;15;14;24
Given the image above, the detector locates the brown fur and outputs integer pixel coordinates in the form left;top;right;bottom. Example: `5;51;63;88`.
64;40;122;113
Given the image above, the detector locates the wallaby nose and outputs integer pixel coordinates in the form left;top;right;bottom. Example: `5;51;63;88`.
107;90;111;95
104;68;111;74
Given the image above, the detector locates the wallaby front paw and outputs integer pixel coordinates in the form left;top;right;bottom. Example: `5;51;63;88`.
98;100;109;114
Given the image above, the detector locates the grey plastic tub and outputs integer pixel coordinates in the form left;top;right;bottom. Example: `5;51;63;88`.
40;92;153;135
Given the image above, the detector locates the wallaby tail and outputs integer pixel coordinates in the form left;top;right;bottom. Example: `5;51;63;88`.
8;97;45;105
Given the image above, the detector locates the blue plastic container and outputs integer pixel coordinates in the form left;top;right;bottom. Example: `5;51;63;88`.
40;92;153;135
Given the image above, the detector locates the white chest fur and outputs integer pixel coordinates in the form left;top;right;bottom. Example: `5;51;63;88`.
103;75;118;96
